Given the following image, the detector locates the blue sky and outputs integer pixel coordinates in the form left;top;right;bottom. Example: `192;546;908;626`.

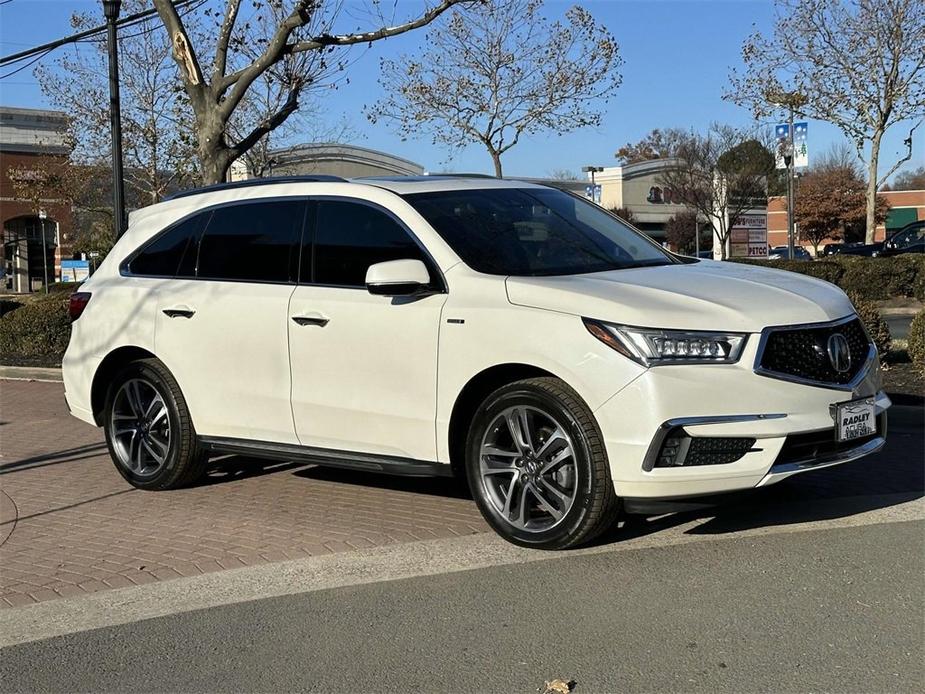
1;0;921;179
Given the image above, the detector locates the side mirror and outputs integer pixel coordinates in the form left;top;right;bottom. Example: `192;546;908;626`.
365;259;433;297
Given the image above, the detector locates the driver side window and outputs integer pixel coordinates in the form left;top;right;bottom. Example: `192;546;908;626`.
307;200;431;287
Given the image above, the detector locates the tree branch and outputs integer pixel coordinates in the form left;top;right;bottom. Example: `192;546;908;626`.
152;0;205;94
219;0;468;91
877;120;922;188
213;0;242;85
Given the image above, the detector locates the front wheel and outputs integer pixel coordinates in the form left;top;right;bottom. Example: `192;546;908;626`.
465;377;619;549
103;359;207;490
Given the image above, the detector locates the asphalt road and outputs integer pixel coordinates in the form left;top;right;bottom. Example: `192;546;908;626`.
2;519;922;694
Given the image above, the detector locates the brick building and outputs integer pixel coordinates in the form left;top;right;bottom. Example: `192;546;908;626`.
1;106;73;293
768;188;925;253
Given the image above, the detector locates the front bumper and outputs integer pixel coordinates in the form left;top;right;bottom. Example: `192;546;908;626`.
595;336;889;501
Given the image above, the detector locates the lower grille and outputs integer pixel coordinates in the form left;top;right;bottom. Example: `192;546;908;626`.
655;434;756;468
773;413;886;467
756;317;871;387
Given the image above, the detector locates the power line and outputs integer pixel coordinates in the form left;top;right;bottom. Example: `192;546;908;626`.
0;48;51;80
0;0;194;68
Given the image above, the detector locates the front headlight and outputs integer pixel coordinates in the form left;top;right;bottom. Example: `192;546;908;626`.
583;319;747;366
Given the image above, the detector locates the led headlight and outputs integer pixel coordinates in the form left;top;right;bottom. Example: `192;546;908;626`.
583;319;747;366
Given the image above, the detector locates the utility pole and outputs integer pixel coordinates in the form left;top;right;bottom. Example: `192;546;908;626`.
103;0;127;239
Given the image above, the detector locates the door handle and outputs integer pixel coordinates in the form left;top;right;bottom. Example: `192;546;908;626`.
291;314;329;327
162;305;196;319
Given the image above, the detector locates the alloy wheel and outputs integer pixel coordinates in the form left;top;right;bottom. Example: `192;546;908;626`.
110;378;171;478
478;405;578;533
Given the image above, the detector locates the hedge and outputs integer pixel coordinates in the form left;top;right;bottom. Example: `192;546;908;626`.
0;293;72;367
730;255;925;301
908;310;925;376
848;293;891;358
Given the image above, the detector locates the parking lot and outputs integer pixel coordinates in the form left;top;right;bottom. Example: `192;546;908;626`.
1;378;922;609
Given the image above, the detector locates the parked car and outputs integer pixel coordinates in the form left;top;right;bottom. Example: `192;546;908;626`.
821;242;862;256
768;245;813;261
62;176;890;549
878;221;924;257
836;241;884;257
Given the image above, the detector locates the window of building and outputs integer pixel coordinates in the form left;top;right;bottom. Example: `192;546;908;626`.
310;200;429;287
197;200;305;283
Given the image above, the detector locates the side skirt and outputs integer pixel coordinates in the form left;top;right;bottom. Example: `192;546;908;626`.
198;436;454;478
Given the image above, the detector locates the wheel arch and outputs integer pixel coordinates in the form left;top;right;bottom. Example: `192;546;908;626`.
447;363;557;479
90;346;158;425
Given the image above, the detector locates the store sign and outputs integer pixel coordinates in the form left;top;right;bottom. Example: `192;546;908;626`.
729;214;768;259
646;186;680;204
61;259;90;283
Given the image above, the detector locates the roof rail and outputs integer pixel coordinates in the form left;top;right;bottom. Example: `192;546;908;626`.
165;174;348;201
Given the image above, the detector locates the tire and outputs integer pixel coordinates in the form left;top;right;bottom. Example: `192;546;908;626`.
103;358;207;490
465;377;619;550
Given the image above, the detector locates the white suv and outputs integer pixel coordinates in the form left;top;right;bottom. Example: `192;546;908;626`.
62;176;889;549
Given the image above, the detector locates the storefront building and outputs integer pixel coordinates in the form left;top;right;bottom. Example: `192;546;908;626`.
768;189;925;252
1;106;72;293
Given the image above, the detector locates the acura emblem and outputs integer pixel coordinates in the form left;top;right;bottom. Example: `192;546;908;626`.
827;333;852;373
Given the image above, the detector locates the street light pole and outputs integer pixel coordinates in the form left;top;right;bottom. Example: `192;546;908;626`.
582;165;604;203
786;107;795;260
103;0;126;239
38;210;49;293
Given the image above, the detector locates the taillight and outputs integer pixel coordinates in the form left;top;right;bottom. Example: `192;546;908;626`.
69;292;92;321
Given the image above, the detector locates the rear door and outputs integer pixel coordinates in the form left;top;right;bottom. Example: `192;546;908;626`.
153;198;307;444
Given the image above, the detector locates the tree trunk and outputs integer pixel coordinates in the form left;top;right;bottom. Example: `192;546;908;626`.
199;143;233;185
490;150;503;178
864;131;882;244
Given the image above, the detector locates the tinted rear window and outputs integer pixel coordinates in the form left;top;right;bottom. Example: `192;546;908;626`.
128;212;209;277
197;200;305;283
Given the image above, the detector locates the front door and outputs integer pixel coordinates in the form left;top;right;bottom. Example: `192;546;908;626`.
288;199;447;461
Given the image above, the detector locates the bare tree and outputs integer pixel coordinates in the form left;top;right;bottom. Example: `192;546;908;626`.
658;125;772;260
36;0;198;205
547;168;582;181
885;165;925;190
367;0;621;177
614;128;688;165
151;0;468;184
664;211;698;255
726;0;925;243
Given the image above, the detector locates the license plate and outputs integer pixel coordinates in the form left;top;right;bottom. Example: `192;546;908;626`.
834;397;876;442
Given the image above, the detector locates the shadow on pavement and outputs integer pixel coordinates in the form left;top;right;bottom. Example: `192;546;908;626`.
0;443;108;474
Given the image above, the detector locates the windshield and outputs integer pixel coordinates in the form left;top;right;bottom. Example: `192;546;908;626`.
403;187;674;276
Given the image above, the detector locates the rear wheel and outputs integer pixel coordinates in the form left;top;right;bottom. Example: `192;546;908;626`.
103;359;207;490
465;377;619;549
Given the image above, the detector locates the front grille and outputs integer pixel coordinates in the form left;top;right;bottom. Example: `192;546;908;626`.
757;317;870;386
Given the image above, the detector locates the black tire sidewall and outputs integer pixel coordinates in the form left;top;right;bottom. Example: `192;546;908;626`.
465;383;599;549
103;361;189;490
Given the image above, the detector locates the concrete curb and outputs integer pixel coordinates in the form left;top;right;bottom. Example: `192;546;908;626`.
0;494;921;649
0;366;63;382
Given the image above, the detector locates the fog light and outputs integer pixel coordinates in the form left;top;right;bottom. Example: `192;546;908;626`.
656;434;691;467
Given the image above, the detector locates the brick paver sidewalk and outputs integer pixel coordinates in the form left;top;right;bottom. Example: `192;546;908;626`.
1;379;921;609
0;380;488;608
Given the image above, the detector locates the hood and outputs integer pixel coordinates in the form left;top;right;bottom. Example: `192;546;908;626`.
505;260;855;333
